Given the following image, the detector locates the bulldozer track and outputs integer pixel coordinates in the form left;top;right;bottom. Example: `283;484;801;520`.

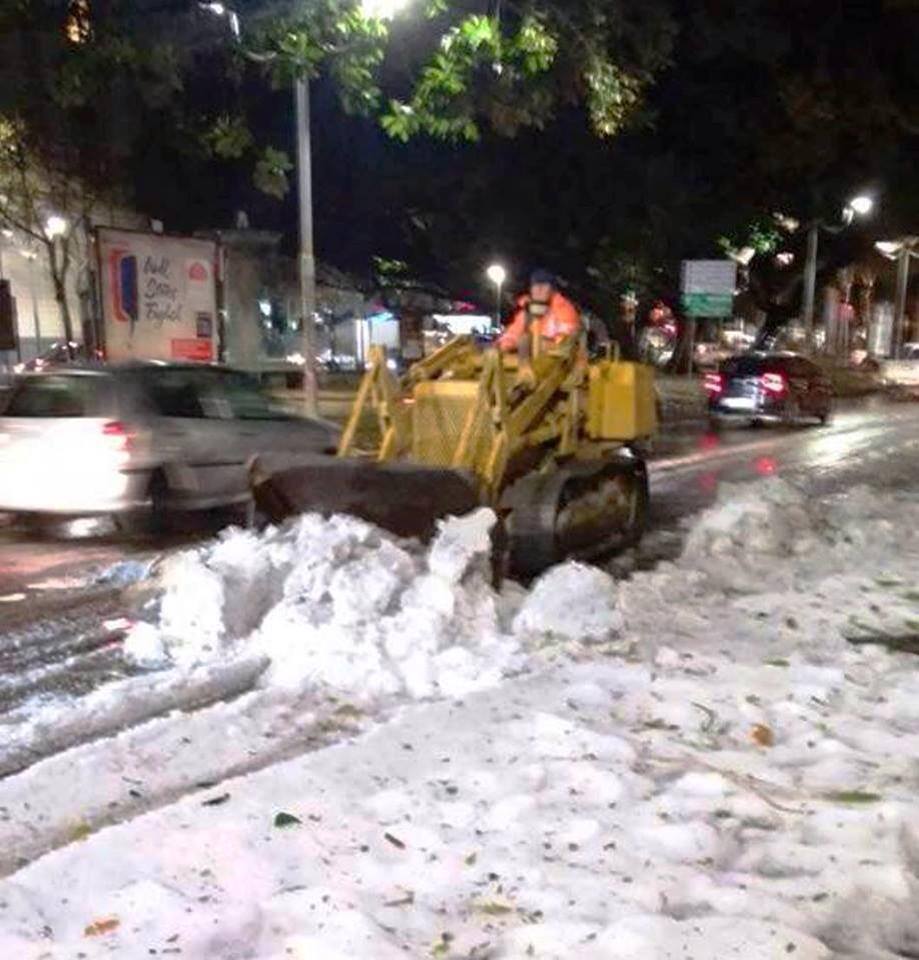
506;456;649;578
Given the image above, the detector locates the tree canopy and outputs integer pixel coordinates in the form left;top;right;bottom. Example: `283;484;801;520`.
0;0;916;325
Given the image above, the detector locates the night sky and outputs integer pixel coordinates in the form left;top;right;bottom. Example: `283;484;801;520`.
132;0;919;312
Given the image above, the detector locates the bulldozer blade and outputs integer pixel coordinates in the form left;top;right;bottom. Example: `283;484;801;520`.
251;455;484;542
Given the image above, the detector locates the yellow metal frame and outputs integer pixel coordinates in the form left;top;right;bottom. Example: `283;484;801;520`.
338;333;653;506
338;345;406;462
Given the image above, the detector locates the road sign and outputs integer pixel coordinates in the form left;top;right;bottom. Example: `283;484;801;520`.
680;260;737;318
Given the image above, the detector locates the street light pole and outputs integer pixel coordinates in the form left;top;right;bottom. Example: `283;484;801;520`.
800;195;874;355
875;238;917;358
201;3;319;413
202;0;412;414
295;76;318;416
25;252;41;354
894;246;910;358
801;222;820;354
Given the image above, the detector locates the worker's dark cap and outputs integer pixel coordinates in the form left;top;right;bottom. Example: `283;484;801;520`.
529;268;557;287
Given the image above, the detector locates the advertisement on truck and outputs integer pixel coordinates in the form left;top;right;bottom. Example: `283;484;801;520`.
96;227;219;363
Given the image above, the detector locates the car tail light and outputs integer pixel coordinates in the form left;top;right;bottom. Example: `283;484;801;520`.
760;372;787;395
102;420;135;453
703;372;724;395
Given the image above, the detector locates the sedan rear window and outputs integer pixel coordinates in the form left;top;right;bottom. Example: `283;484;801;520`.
216;371;288;421
723;355;786;376
136;368;286;421
139;370;206;419
5;376;110;418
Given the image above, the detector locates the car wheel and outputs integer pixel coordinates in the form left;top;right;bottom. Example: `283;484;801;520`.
783;396;802;427
148;470;176;534
16;512;51;537
115;470;171;536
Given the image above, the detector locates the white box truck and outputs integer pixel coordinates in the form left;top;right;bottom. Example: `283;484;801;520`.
95;227;220;363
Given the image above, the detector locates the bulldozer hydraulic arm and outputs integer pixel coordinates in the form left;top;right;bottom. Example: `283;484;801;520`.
338;345;406;461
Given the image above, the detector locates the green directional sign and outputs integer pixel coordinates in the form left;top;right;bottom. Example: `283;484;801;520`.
682;292;734;317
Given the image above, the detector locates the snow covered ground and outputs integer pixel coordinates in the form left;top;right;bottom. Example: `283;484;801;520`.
4;478;919;958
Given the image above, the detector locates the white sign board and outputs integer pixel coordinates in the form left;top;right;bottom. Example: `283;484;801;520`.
97;228;219;363
680;260;737;295
680;260;737;318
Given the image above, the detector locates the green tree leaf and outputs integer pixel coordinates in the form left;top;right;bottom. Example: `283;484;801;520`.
273;811;303;828
254;146;293;198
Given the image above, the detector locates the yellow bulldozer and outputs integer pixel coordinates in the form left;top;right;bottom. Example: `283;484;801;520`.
253;332;657;577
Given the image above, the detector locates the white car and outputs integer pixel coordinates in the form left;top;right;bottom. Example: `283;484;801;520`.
0;364;339;526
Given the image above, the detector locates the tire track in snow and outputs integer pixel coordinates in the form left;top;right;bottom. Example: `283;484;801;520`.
0;684;372;877
0;657;269;778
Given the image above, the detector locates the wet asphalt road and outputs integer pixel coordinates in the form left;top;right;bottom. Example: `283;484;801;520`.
0;395;917;715
648;395;919;528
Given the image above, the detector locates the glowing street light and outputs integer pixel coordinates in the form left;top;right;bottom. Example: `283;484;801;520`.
802;193;876;353
486;263;507;328
361;0;411;18
45;215;68;238
198;2;239;37
846;195;874;218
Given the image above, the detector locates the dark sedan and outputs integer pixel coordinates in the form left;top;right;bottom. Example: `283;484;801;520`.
704;352;833;428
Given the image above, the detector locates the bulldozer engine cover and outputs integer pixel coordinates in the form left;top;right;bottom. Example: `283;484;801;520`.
252;455;483;542
587;359;658;441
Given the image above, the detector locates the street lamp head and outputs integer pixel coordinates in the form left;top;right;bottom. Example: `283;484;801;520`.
773;211;800;234
199;2;240;36
486;264;507;287
847;195;874;217
875;241;900;258
45;215;68;238
729;246;756;267
361;0;411;19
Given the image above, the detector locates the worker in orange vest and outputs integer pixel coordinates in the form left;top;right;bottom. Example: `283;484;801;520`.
498;269;582;355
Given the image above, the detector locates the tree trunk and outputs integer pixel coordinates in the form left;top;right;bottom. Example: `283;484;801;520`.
45;239;74;347
52;275;74;345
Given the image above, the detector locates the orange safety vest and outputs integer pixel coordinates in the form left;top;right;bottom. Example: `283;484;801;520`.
498;292;581;352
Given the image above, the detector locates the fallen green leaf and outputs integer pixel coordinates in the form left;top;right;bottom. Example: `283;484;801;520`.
274;812;302;828
69;822;92;842
477;900;514;916
824;790;882;805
